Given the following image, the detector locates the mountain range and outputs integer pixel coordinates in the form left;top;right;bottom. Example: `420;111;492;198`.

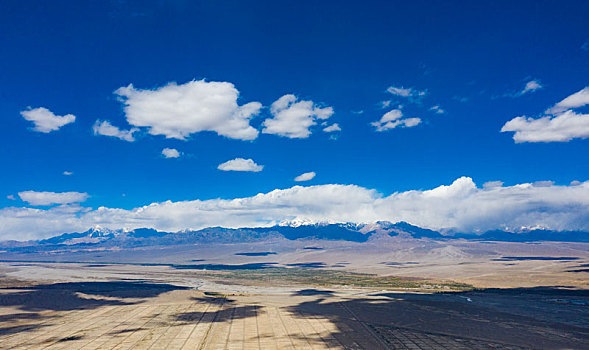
1;222;588;253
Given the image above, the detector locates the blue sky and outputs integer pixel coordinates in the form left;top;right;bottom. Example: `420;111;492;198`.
1;1;589;239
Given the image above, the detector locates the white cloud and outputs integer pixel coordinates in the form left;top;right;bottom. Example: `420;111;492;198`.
379;100;392;108
3;178;589;240
520;80;542;95
387;86;427;98
323;123;341;132
402;118;422;127
262;94;334;138
534;180;555;187
18;191;89;206
93;120;138;142
20;107;75;133
483;181;503;189
502;87;589;142
501;111;589;142
429;105;445;114
294;172;316;182
162;148;180;158
115;80;261;140
63;171;73;176
218;158;263;172
545;87;589;115
371;109;421;131
6;195;15;200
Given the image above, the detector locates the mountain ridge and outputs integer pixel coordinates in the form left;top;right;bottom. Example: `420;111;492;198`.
1;222;588;252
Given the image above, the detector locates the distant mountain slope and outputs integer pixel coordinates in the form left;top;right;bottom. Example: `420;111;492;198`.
456;229;589;243
1;222;588;252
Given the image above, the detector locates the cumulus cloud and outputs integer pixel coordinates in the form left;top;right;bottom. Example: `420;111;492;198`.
501;111;589;142
161;148;180;158
115;80;262;140
3;178;589;240
371;109;421;131
18;191;89;206
323;123;341;132
501;87;589;142
262;94;334;138
20;107;75;133
294;172;316;182
63;171;73;176
218;158;263;172
93;120;138;142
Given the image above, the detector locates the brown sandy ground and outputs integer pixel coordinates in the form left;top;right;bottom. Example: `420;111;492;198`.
3;237;587;289
0;264;587;349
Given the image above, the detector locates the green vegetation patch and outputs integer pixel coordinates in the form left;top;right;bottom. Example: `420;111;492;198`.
214;267;473;291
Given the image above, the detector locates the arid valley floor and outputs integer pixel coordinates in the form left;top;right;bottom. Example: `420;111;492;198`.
0;237;588;349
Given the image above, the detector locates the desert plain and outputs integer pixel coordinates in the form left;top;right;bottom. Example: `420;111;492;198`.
0;236;588;349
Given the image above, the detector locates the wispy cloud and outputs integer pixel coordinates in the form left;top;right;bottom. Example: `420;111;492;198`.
387;86;427;98
18;191;89;206
379;100;392;109
371;109;421;131
453;96;469;103
294;172;316;182
93;120;138;142
429;105;445;114
519;80;543;95
323;123;341;132
545;87;589;114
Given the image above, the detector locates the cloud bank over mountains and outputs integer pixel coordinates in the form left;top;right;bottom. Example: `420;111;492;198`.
3;178;589;240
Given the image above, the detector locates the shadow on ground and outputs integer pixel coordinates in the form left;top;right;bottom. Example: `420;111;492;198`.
0;281;187;311
175;295;262;324
287;286;589;349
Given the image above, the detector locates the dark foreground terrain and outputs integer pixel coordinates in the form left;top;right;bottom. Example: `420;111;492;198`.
0;263;587;349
